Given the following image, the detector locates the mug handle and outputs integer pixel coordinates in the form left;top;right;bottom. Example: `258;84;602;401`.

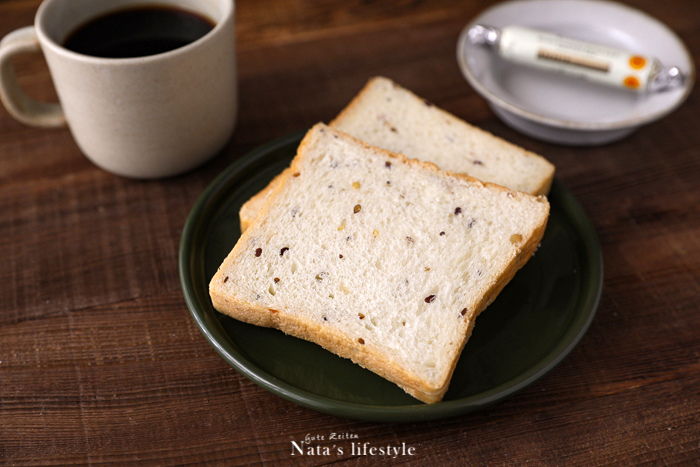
0;26;65;127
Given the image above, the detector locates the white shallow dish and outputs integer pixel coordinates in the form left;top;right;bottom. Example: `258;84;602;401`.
457;0;695;145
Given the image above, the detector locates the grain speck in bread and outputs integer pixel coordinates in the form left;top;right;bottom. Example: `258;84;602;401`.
238;76;555;232
210;123;550;403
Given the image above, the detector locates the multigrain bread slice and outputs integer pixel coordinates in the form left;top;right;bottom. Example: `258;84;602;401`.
238;76;555;232
209;123;550;403
333;76;555;194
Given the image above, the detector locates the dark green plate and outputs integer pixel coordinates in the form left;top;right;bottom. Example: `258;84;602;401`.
179;131;603;422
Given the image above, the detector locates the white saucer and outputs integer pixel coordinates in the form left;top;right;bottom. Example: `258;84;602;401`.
456;0;695;145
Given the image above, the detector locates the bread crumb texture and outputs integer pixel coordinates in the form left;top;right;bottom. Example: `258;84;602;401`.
211;124;549;403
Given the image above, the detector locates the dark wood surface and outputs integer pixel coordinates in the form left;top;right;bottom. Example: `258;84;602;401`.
2;0;699;464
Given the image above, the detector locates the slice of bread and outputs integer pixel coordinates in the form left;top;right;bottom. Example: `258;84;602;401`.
238;76;554;232
209;123;550;403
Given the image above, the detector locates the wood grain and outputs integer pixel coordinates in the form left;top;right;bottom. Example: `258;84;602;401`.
1;0;699;465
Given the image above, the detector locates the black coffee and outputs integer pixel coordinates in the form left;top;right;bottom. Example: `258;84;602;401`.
63;6;215;59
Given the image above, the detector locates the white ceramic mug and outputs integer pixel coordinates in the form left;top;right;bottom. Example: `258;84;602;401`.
0;0;237;179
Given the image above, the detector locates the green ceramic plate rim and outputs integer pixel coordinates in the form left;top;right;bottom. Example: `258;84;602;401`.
179;130;604;422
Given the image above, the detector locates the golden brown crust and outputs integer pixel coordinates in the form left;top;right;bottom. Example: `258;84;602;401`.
328;77;381;128
211;283;455;403
238;170;288;232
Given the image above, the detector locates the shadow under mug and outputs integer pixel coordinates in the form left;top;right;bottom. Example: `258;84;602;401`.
0;0;237;179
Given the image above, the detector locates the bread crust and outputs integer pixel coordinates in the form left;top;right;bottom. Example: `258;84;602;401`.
214;123;549;403
239;170;288;232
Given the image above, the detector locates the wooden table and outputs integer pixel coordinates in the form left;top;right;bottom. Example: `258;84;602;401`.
2;0;698;464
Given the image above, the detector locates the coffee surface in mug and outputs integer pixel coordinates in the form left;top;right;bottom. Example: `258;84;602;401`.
63;6;215;58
